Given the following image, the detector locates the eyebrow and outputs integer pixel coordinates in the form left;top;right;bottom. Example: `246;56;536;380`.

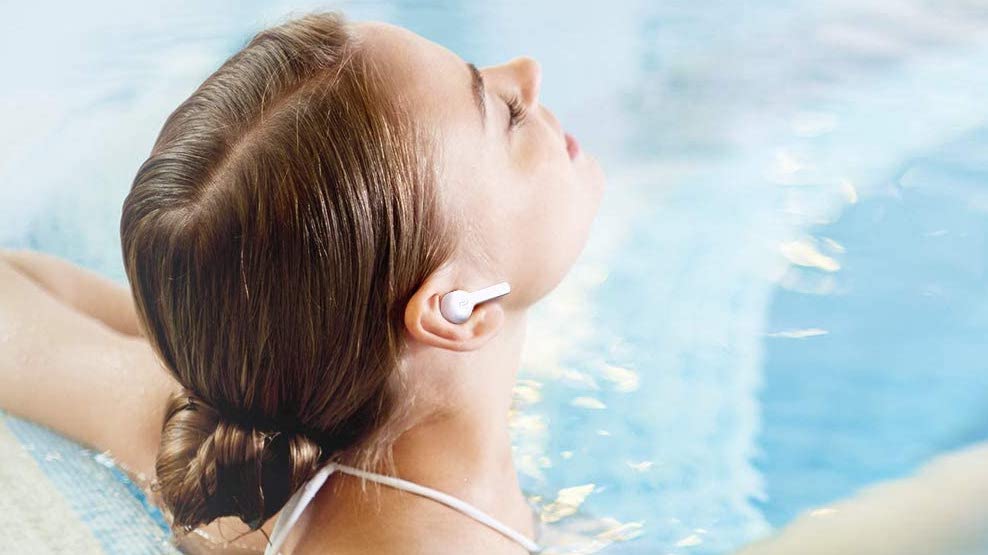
467;61;486;129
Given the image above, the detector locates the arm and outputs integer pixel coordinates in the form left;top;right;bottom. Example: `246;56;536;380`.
0;255;276;554
0;248;145;338
0;255;175;480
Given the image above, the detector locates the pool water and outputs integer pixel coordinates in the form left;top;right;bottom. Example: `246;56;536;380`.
2;1;988;553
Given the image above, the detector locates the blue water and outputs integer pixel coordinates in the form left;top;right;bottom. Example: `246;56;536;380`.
1;410;179;554
757;125;988;527
2;1;987;553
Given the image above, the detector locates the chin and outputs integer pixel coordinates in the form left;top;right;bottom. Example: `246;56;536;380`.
585;154;607;193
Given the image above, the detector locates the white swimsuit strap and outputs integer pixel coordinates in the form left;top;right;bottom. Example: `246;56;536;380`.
264;463;338;555
263;462;542;555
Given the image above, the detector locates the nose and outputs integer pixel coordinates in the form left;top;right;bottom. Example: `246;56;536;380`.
491;55;541;108
510;55;542;106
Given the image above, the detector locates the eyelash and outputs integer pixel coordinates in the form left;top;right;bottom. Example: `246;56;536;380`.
505;93;528;130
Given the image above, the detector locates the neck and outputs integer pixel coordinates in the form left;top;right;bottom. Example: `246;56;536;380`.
293;309;533;554
392;307;529;505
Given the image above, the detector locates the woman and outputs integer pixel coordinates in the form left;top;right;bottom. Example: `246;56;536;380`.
0;10;605;555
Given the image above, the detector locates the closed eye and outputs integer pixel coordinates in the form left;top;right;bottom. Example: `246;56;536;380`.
505;93;528;131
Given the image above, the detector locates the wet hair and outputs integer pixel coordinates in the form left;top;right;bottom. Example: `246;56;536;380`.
119;11;457;534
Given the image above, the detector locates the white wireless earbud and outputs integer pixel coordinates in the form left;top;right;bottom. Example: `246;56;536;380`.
440;281;511;324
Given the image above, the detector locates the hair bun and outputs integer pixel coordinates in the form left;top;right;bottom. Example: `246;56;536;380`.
153;391;325;532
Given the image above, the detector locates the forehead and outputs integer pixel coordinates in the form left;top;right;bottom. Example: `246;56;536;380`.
354;21;473;128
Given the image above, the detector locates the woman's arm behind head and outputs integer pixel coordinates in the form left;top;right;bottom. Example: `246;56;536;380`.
0;255;282;554
0;255;176;484
0;248;144;338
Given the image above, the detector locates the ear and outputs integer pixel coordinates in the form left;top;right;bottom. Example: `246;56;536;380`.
403;265;506;352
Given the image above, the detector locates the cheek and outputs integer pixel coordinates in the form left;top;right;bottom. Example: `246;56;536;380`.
524;148;594;239
464;129;603;306
503;159;597;303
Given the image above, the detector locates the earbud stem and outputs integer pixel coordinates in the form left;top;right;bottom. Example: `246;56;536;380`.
467;281;510;304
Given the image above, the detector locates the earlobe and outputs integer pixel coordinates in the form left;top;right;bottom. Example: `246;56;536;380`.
403;276;506;352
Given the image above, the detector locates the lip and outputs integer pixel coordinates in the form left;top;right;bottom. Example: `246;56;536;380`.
565;132;580;160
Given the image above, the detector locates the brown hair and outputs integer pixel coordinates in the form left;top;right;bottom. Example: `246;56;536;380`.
120;11;457;534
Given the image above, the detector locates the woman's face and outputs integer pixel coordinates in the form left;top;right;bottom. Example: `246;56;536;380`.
358;22;606;308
